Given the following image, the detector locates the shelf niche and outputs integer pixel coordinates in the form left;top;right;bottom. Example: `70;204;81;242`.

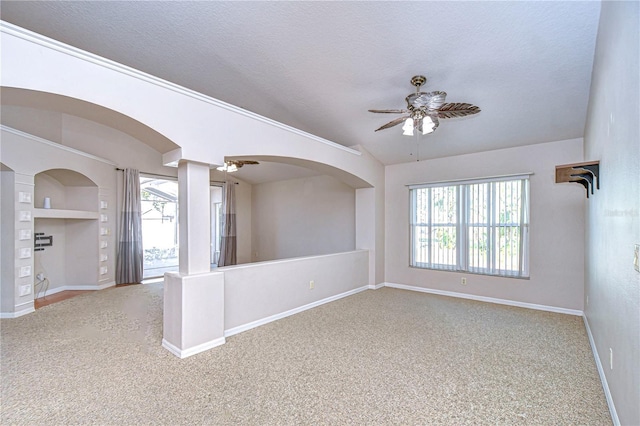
34;169;99;213
33;169;100;288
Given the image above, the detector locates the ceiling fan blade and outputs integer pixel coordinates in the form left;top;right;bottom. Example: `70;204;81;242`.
374;115;410;132
368;109;409;114
228;160;260;168
437;103;481;119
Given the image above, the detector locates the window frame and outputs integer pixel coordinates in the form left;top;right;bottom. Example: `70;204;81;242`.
409;174;531;279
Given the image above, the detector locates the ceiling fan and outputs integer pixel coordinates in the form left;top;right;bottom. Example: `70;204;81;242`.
216;160;259;173
369;75;480;135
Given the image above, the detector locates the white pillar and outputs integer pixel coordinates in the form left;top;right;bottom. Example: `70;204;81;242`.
356;186;385;287
178;160;211;274
163;160;225;358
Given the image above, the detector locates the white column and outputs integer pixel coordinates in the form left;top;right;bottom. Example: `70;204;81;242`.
178;160;211;274
163;160;225;358
356;186;385;287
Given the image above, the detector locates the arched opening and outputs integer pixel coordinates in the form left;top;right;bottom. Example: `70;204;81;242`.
1;87;180;155
34;168;98;210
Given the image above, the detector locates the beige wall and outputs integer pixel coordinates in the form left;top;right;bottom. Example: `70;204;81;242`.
251;175;355;262
583;2;639;424
385;138;585;310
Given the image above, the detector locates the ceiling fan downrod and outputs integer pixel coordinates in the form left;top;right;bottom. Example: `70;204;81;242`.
410;75;427;91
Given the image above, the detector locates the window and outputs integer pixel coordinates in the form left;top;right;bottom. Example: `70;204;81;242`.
410;175;530;278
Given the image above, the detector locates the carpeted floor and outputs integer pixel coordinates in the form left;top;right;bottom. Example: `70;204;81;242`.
1;284;611;425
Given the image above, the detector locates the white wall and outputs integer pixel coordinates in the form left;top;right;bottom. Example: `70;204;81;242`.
1;169;16;312
223;250;368;332
1;108;255;271
2;106;175;176
251;175;355;261
385;139;585;310
1;128;117;293
33;219;66;293
583;2;639;424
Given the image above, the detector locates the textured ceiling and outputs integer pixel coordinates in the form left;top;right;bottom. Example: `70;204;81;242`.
0;1;600;166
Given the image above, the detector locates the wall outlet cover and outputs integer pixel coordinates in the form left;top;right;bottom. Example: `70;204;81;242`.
19;284;32;297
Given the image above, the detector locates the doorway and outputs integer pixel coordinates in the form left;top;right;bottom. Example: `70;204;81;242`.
141;176;179;279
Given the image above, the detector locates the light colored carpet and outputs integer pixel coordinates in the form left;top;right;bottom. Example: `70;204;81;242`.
1;284;611;425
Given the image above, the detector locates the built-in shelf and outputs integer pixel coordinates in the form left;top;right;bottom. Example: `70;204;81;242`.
33;208;99;220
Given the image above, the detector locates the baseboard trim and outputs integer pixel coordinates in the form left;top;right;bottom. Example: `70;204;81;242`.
368;283;385;290
36;281;116;298
383;282;583;316
583;315;620;425
0;304;35;319
162;337;226;359
225;285;369;337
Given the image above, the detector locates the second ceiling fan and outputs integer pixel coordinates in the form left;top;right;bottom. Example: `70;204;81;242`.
217;160;259;173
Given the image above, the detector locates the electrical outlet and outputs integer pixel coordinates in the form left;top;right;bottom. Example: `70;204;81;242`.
36;273;45;281
19;284;31;297
461;277;467;285
309;280;315;290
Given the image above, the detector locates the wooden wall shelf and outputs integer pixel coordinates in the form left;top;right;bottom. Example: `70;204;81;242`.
555;161;600;198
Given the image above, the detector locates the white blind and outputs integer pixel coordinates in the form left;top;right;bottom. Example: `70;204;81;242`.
410;175;530;278
408;173;533;189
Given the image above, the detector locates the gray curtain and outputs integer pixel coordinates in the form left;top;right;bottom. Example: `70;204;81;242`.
116;168;143;283
218;182;237;266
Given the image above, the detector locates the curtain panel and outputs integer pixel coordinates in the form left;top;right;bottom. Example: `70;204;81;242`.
116;168;143;283
218;182;237;266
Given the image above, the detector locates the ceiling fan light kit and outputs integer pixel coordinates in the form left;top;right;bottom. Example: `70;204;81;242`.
369;75;480;135
216;162;238;173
